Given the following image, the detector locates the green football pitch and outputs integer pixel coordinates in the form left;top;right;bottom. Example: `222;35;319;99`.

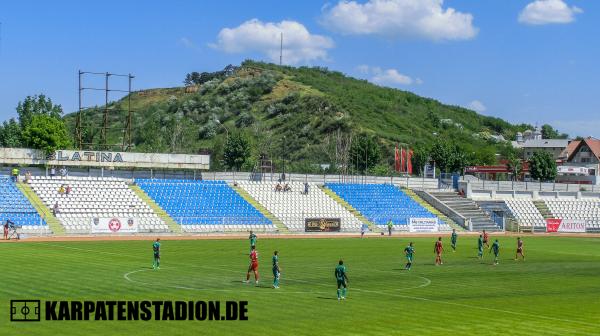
2;235;600;336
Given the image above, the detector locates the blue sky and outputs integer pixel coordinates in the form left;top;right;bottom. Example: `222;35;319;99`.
0;0;598;138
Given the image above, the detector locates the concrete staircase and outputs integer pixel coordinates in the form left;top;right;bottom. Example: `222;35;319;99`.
320;186;379;232
17;183;65;235
129;185;181;233
402;188;462;231
534;200;553;219
431;191;501;232
231;185;288;233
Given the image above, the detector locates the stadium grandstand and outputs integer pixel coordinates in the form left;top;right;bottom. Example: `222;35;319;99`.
0;175;49;234
504;199;546;228
29;176;167;233
325;183;448;231
238;181;363;232
136;179;274;232
544;199;600;229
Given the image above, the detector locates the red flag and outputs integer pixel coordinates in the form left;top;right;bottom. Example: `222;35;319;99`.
400;148;406;173
407;149;413;175
394;145;400;172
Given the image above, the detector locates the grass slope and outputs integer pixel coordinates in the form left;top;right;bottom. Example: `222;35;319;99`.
2;236;599;335
64;61;526;172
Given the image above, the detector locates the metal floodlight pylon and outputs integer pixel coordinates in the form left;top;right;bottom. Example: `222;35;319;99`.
75;70;135;151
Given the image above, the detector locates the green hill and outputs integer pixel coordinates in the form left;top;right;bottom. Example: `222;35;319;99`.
64;60;530;174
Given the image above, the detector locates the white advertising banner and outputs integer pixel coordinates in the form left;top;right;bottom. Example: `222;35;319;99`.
557;166;589;175
91;217;138;233
0;148;210;169
409;218;439;233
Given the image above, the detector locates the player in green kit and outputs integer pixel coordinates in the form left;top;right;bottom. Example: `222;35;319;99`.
477;234;484;259
451;229;458;252
249;231;257;252
335;260;348;300
489;239;500;265
272;251;281;289
404;242;415;270
152;238;161;270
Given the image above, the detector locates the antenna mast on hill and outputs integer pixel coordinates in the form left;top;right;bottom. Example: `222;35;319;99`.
279;32;283;66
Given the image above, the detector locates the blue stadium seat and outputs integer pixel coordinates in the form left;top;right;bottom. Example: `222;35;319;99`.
136;179;272;227
0;176;47;226
325;183;440;226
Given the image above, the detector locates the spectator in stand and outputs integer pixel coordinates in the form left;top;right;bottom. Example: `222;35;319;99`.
25;171;32;183
283;183;291;192
304;182;309;195
11;167;19;183
58;185;66;196
66;185;72;196
60;166;68;177
50;166;56;177
53;202;60;216
275;183;283;192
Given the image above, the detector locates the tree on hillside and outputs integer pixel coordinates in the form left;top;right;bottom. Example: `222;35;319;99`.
17;94;63;130
0;94;66;149
529;151;557;182
21;114;72;155
430;140;451;172
223;133;251;171
411;145;429;176
506;154;522;181
183;65;238;86
541;124;568;139
430;140;469;173
349;135;381;173
0;118;23;147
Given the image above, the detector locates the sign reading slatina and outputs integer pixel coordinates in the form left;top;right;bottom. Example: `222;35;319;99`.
409;218;439;233
546;218;586;233
91;217;138;234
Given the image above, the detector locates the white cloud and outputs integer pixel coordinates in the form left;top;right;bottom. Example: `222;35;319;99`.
179;37;201;51
322;0;478;41
356;64;371;74
467;100;487;113
372;69;413;85
212;19;334;64
179;37;194;48
519;0;583;25
357;65;420;86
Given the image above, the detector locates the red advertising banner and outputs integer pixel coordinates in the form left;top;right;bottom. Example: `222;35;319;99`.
545;218;561;233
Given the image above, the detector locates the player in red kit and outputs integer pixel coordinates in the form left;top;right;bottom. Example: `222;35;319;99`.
244;245;259;285
515;237;525;261
434;237;444;265
483;230;490;248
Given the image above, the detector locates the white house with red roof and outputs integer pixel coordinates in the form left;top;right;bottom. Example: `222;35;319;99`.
557;137;600;185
